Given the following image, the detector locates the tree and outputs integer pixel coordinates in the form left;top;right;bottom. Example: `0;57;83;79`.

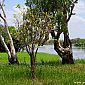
17;5;53;79
29;0;78;64
0;0;19;64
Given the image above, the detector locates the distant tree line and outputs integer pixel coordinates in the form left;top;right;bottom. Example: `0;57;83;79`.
71;38;85;47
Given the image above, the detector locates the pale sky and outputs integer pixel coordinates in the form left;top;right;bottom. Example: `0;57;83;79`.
69;0;85;39
4;0;85;39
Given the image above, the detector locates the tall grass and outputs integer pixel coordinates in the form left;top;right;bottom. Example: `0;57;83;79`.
0;52;85;85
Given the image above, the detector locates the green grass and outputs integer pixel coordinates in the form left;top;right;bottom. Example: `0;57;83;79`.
0;52;60;64
0;52;85;85
0;53;8;63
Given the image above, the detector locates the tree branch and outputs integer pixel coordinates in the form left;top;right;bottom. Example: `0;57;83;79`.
66;0;78;22
0;2;6;18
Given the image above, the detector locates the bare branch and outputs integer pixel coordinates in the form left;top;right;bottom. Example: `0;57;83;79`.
0;2;6;18
34;47;39;58
67;0;78;22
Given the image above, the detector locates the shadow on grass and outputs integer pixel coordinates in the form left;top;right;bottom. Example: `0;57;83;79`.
36;60;62;66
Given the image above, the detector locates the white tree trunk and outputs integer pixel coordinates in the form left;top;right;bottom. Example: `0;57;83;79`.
5;26;19;64
6;27;16;59
0;1;19;64
3;17;18;63
0;34;11;59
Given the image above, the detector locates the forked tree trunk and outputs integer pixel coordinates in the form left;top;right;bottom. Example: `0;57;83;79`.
50;4;74;64
62;32;74;64
4;23;19;64
51;30;74;64
7;28;19;64
0;14;19;64
0;34;19;64
61;4;74;64
8;53;19;64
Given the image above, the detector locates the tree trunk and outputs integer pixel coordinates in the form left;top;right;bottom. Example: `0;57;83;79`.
26;44;36;79
50;4;74;64
8;54;19;64
6;28;19;64
0;13;19;64
62;32;74;64
0;34;19;64
0;35;11;58
30;53;36;79
62;51;74;64
51;30;74;64
6;25;19;64
54;39;74;64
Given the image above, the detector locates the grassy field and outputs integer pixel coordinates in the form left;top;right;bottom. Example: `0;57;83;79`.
0;52;85;85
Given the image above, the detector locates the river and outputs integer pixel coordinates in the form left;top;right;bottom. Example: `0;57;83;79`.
38;45;85;59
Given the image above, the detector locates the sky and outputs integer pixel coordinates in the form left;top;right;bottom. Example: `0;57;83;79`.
69;0;85;39
3;0;85;39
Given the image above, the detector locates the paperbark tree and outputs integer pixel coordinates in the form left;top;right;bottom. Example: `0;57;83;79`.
29;0;78;64
50;0;78;64
0;0;19;64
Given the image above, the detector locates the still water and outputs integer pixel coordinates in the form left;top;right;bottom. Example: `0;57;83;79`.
38;45;85;59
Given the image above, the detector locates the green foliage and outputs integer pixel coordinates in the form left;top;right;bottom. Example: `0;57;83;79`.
25;0;75;13
26;0;77;33
14;5;55;78
18;6;54;51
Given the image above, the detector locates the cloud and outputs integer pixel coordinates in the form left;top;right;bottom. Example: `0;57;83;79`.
69;15;85;39
68;0;85;39
5;5;27;26
74;0;85;14
5;9;14;26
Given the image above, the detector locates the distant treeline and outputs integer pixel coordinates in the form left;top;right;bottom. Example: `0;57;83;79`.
71;38;85;47
1;37;85;52
46;38;85;47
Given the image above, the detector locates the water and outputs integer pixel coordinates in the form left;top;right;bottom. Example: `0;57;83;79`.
38;45;85;59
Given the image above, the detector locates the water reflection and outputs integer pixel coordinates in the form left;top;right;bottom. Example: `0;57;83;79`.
38;45;85;59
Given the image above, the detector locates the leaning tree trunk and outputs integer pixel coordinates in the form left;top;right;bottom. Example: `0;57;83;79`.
61;32;74;64
51;30;74;64
0;35;11;59
7;27;19;64
61;4;74;64
0;14;19;64
0;34;19;64
50;4;74;64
